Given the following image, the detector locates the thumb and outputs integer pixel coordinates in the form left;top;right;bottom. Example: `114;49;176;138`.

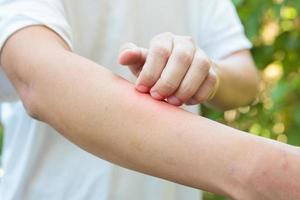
118;43;148;76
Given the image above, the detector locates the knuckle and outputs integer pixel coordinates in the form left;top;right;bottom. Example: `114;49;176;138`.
200;58;211;68
195;93;206;102
198;61;210;74
193;54;211;73
177;86;195;100
183;86;196;97
141;71;156;84
159;78;177;92
151;45;171;59
194;50;211;67
207;74;217;86
174;48;194;64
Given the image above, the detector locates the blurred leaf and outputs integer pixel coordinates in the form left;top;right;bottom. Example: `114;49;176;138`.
204;0;300;199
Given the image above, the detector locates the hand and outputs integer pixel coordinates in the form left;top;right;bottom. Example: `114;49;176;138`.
119;32;219;106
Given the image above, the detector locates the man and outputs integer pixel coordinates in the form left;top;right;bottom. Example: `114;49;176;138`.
1;0;290;199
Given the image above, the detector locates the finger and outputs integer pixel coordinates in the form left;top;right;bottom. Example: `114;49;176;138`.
192;68;218;103
167;49;211;106
185;98;199;105
136;32;174;93
150;36;195;100
118;43;148;76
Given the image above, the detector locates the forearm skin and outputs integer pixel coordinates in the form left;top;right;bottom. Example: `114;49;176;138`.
209;51;259;110
1;26;298;199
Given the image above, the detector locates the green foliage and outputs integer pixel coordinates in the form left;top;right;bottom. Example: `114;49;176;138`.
0;1;299;199
203;0;300;199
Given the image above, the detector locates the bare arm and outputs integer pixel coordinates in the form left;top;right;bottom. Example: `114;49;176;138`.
1;26;299;199
209;51;259;110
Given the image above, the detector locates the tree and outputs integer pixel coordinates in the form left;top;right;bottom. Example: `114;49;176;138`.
203;0;300;199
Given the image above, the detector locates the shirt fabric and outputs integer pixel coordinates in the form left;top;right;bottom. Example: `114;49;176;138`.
0;0;251;199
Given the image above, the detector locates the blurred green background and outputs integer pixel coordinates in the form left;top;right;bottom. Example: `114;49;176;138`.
0;0;299;199
203;0;300;199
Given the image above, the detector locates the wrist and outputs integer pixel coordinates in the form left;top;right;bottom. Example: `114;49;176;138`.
207;62;220;101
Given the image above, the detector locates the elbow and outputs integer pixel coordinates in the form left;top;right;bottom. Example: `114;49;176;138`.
16;81;42;121
23;98;41;121
0;68;45;121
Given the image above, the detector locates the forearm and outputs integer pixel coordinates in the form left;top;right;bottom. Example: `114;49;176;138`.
209;51;259;110
0;27;296;199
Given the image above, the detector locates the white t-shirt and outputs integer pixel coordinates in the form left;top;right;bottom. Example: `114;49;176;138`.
0;0;251;199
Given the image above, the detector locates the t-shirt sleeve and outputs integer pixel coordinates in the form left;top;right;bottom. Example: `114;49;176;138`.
195;0;252;60
0;0;73;102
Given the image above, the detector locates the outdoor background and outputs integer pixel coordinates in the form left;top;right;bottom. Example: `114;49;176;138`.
0;0;299;199
203;0;300;199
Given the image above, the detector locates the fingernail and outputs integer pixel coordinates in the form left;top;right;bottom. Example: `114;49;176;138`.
150;90;164;100
167;96;182;106
187;99;198;105
124;48;139;54
136;85;149;93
